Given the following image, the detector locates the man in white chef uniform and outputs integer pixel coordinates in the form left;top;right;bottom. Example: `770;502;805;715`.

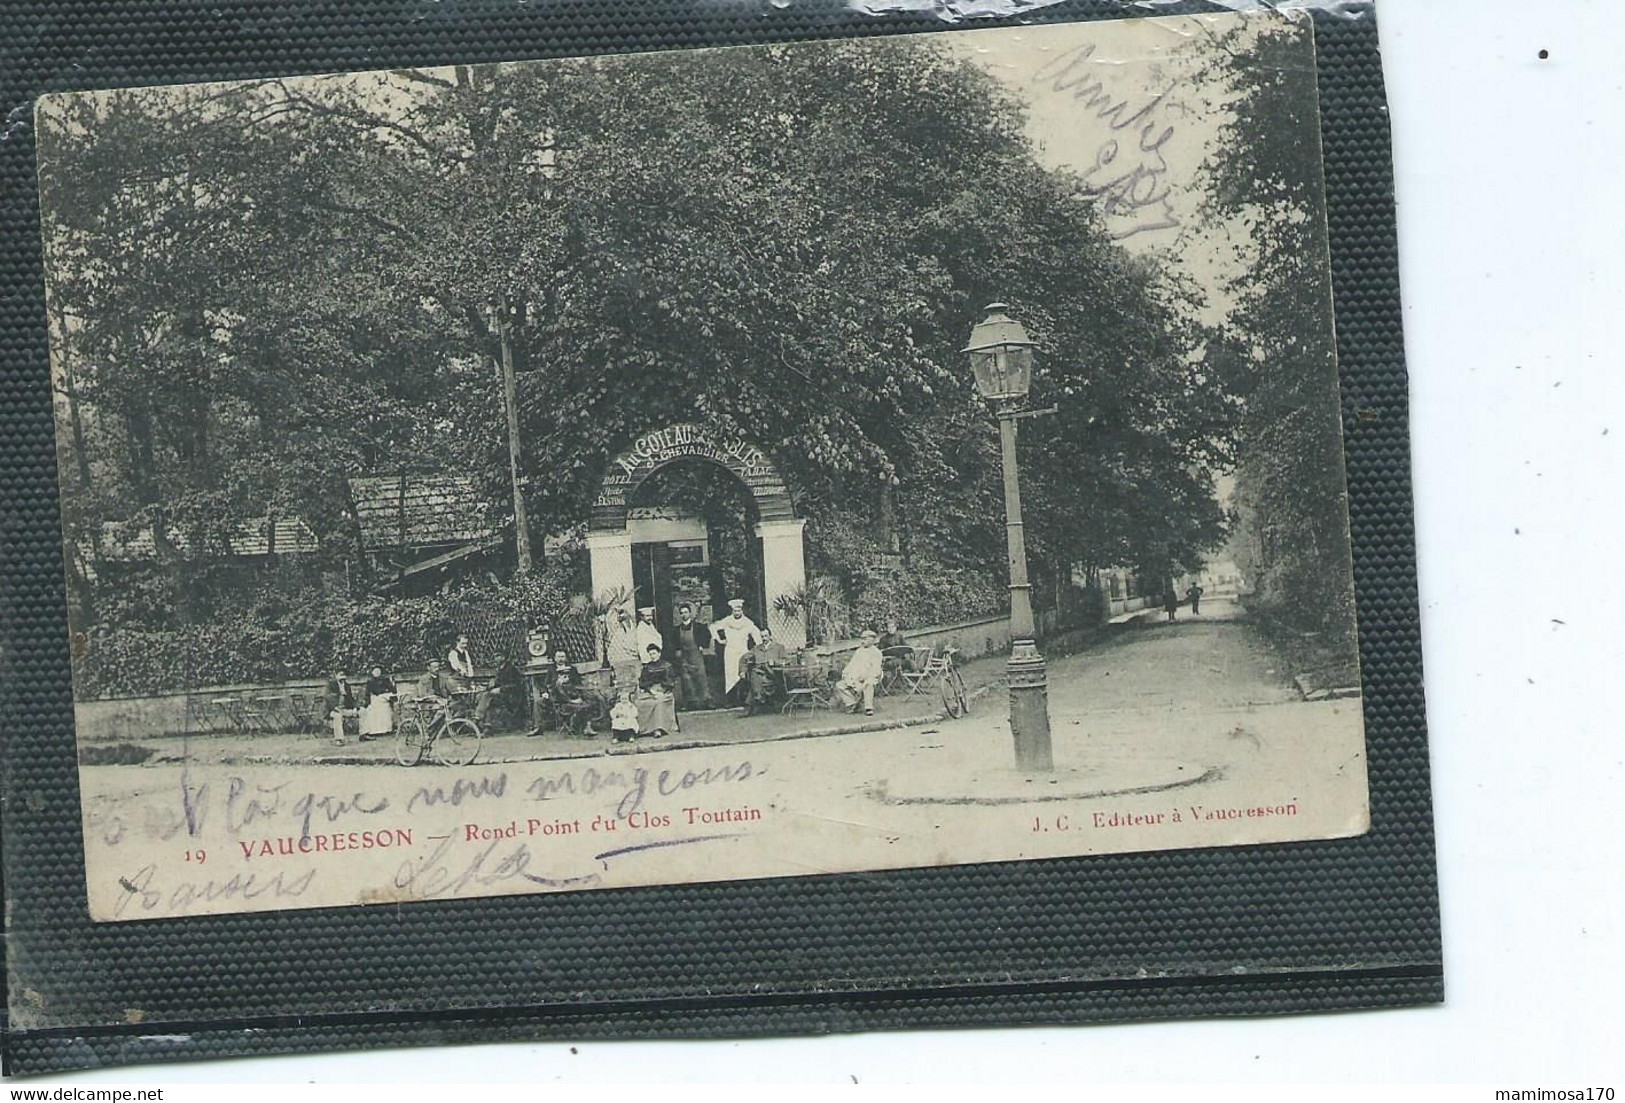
634;606;664;662
709;598;763;709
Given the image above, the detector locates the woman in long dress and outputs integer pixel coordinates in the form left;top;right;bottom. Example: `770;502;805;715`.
360;665;395;738
636;644;678;737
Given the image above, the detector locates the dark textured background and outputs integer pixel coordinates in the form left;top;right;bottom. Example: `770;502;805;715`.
0;0;1439;1077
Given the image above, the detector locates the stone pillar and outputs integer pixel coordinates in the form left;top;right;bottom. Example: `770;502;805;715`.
756;518;808;649
586;530;637;666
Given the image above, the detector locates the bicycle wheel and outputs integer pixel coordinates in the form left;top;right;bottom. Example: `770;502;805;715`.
435;717;482;767
940;671;965;718
949;668;971;717
394;714;426;766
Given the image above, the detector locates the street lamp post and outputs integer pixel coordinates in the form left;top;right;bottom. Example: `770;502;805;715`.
965;303;1054;772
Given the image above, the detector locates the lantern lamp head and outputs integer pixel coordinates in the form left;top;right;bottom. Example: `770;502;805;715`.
963;303;1035;402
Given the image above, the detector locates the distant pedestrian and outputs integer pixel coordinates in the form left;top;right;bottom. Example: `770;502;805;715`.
1164;585;1179;622
1187;583;1204;616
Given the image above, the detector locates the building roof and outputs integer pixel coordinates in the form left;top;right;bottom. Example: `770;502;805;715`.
93;517;321;560
348;474;495;551
73;517;321;581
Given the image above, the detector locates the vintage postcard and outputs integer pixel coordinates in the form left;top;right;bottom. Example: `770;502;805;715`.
36;10;1368;922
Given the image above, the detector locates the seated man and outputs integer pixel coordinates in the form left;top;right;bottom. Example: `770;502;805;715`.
414;658;450;702
541;650;603;736
404;658;451;733
877;618;916;688
834;629;886;716
742;629;791;716
636;643;678;737
325;668;359;746
490;657;525;732
878;620;909;654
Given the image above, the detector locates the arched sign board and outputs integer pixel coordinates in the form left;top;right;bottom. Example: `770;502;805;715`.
591;423;795;531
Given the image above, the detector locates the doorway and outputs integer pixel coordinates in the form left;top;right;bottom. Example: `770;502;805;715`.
586;425;807;663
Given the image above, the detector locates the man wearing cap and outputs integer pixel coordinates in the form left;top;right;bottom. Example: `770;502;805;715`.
410;657;452;731
710;598;763;707
541;650;596;737
634;606;664;664
667;602;715;710
835;629;886;716
415;657;451;701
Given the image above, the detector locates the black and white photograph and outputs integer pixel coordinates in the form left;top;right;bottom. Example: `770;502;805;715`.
36;9;1370;921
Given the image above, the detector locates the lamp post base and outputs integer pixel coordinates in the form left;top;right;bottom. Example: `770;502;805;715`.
1007;639;1053;772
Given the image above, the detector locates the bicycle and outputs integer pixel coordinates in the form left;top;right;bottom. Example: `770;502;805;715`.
936;646;970;719
900;646;971;718
394;695;483;767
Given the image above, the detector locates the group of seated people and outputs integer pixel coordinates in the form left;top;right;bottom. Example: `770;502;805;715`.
543;615;913;731
323;665;399;746
739;620;916;718
534;642;679;742
325;633;518;746
323;614;927;747
607;644;679;743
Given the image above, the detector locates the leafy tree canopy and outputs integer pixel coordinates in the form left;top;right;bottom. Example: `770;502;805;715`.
40;35;1249;634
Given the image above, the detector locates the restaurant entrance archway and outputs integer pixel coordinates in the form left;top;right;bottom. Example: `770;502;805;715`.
587;424;805;665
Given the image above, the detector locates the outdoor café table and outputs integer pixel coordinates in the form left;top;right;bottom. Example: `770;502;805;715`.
779;658;832;714
209;696;245;733
880;645;915;695
553;695;597;737
448;688;484;725
252;694;289;733
754;661;793;706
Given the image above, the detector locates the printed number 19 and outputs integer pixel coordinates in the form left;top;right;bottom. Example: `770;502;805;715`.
184;848;207;863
